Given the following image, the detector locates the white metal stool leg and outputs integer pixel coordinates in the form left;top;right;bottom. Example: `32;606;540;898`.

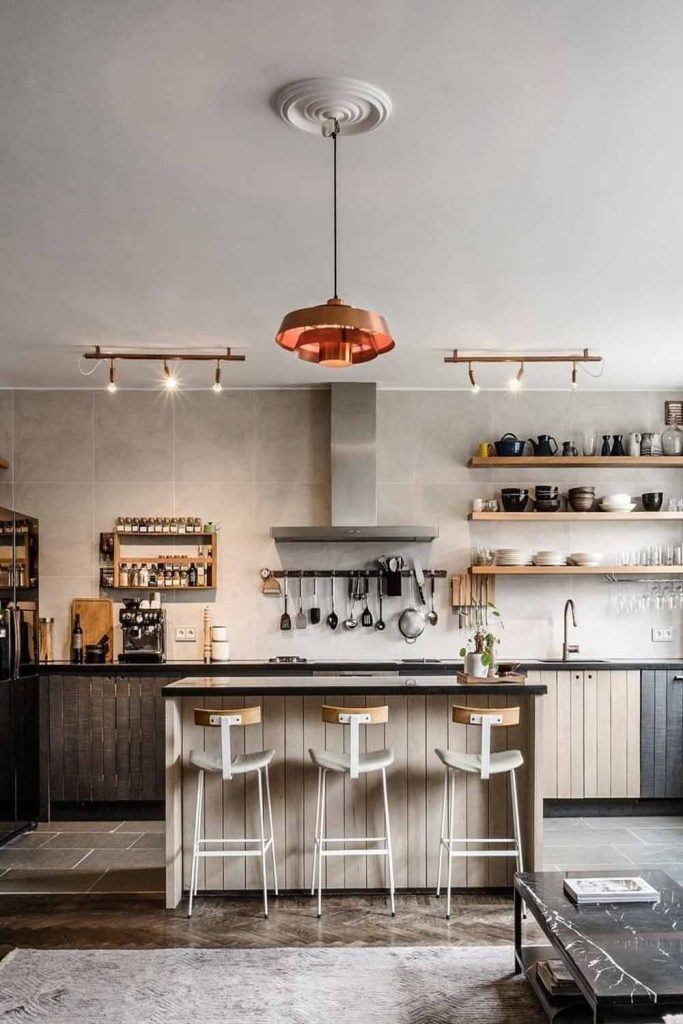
381;767;395;916
264;764;278;897
435;768;448;897
446;768;455;920
317;769;327;917
188;769;204;918
509;769;524;874
256;768;269;918
310;767;323;896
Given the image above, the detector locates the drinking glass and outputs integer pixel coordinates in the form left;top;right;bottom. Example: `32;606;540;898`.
581;429;597;457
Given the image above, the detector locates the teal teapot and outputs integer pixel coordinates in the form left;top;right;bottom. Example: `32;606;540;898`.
528;434;558;456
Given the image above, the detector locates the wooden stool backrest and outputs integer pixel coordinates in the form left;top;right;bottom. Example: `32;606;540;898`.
321;704;389;778
451;704;520;780
194;706;261;780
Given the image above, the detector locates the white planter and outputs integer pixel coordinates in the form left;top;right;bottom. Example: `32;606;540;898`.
465;652;487;678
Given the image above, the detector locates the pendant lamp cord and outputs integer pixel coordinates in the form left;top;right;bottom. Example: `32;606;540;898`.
332;119;339;299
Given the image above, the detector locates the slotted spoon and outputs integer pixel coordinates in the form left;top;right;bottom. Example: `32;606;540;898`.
295;575;307;629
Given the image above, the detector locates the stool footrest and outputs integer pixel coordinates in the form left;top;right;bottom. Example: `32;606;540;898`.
321;848;389;857
319;836;386;844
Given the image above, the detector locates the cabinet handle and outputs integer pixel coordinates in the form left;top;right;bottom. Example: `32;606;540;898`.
673;676;683;682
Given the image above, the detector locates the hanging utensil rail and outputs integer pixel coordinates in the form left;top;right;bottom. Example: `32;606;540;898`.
265;569;448;579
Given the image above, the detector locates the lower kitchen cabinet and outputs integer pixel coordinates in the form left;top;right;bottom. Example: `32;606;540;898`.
45;673;181;807
641;670;683;798
540;669;641;799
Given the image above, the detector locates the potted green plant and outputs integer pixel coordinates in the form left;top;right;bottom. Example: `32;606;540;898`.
459;602;503;678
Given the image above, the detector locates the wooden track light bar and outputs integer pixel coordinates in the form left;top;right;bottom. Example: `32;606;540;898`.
444;348;601;365
83;345;245;362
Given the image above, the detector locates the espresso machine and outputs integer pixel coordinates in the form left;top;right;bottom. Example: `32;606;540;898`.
118;599;166;663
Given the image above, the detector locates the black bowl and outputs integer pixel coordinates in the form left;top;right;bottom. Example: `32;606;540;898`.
642;492;663;512
501;493;529;512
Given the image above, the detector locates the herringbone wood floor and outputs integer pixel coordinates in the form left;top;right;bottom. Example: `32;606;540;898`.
0;892;543;951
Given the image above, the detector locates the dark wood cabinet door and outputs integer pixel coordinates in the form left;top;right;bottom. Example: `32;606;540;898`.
641;670;683;797
47;673;176;804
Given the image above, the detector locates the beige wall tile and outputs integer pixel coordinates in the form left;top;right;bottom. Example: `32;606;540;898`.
15;482;94;578
173;391;254;483
0;392;13;481
94;392;173;482
93;482;174;533
254;389;329;484
14;391;93;483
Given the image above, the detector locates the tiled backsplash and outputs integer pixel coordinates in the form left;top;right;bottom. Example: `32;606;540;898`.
0;387;681;660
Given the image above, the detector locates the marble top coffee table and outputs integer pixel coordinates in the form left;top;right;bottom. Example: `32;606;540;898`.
514;870;683;1023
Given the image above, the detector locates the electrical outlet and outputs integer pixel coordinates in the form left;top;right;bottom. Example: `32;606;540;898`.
175;627;197;642
652;627;673;643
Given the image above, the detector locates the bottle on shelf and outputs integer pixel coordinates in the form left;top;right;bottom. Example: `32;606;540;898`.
148;564;157;587
71;613;84;664
178;517;186;534
164;564;173;587
170;517;178;534
139;516;147;533
116;516;125;533
188;562;198;587
139;564;149;586
197;563;206;586
119;564;129;587
124;516;132;533
180;566;188;587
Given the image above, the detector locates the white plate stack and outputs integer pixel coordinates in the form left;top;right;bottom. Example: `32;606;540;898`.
495;548;533;566
532;551;568;566
599;493;635;513
568;552;604;567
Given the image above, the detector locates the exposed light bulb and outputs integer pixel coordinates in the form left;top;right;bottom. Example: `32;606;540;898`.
107;359;117;393
163;360;178;391
212;361;223;393
468;363;480;393
508;362;524;391
570;362;578;389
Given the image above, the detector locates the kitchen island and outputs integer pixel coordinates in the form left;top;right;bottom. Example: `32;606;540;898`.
162;674;547;909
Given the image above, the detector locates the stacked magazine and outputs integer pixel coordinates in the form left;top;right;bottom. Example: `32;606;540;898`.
563;876;659;905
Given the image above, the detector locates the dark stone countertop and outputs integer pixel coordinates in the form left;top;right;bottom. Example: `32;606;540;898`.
41;658;683;677
161;674;547;697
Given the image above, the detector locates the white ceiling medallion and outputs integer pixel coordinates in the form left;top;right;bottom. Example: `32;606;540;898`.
270;77;392;135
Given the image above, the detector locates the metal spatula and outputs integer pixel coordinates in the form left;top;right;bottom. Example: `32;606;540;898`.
360;574;373;627
309;575;321;624
280;577;291;631
295;575;307;629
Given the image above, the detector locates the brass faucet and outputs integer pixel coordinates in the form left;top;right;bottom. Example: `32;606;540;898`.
563;599;579;660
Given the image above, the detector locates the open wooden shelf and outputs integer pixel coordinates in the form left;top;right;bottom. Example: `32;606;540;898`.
115;531;214;538
469;511;683;521
470;564;683;575
468;455;683;468
104;585;215;591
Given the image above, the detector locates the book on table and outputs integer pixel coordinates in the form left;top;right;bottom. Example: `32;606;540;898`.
536;959;579;997
563;876;659;905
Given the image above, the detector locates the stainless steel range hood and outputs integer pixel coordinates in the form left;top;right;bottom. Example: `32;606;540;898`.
271;383;438;543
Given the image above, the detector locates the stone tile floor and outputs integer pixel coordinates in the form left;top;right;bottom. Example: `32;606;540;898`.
543;815;683;883
0;816;681;894
0;821;165;894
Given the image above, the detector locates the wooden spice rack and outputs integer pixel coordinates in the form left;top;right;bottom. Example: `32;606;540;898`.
107;530;217;590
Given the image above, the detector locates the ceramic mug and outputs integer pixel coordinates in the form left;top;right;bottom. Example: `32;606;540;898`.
477;442;494;458
626;432;641;457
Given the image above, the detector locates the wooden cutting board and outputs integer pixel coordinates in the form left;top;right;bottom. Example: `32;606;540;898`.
71;598;114;662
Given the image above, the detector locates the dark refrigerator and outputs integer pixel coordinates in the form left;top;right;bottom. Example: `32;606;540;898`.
0;506;40;845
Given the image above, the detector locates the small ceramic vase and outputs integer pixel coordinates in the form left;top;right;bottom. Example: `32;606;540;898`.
611;434;625;456
601;435;611;456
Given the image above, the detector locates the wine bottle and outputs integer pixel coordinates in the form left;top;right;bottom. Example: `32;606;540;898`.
71;613;84;665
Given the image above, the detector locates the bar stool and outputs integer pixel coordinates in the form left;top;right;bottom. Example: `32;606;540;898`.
435;704;523;918
308;704;395;917
188;705;277;918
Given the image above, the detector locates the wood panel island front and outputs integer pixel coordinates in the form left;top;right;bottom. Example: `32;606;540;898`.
163;674;547;910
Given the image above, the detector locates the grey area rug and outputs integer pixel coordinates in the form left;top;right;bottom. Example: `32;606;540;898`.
0;946;543;1023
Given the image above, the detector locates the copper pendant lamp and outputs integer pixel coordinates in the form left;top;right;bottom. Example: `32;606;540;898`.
274;83;395;368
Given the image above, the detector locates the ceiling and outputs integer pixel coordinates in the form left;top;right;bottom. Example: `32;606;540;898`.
2;0;683;391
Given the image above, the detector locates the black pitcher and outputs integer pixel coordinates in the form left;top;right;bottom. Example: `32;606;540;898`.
611;434;625;456
601;435;611;455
